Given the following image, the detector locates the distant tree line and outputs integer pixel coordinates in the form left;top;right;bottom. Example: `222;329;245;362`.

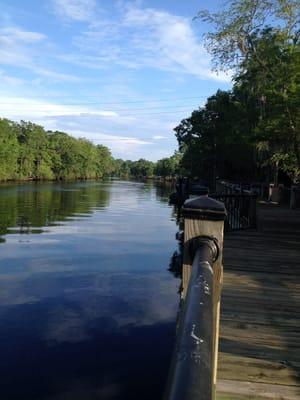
0;118;181;182
0;119;115;181
114;152;181;180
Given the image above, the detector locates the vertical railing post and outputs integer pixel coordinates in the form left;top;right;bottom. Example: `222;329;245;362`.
249;194;257;229
290;186;297;209
181;196;226;399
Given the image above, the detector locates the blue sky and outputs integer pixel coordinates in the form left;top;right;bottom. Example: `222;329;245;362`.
0;0;231;160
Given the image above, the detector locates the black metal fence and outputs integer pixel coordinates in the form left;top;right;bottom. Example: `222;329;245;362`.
170;179;258;232
212;193;257;231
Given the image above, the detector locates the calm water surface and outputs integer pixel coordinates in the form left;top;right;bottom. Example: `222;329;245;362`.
0;180;180;400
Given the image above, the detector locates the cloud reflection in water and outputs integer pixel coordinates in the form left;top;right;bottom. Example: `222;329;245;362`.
0;181;179;399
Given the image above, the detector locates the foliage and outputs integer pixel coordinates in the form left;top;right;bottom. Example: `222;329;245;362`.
0;118;181;182
0;119;19;181
154;152;181;177
130;159;155;178
197;0;299;73
17;121;54;180
113;159;133;178
113;155;180;179
179;0;300;184
235;27;300;182
174;90;255;182
0;119;115;181
96;145;115;178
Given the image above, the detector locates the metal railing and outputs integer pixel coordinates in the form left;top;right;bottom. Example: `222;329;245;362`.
170;179;257;232
165;196;226;400
212;193;257;231
164;239;218;400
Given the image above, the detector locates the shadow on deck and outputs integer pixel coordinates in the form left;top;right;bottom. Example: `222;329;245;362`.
217;203;300;400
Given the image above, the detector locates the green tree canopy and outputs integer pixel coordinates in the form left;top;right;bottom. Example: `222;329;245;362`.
0;119;115;182
0;119;19;180
174;90;255;183
191;0;300;183
130;159;155;178
155;153;181;177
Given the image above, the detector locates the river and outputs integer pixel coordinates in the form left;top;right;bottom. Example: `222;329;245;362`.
0;180;180;400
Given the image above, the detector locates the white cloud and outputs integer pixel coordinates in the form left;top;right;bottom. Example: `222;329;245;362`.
153;135;166;140
66;4;231;82
0;25;80;82
0;70;25;86
0;96;120;119
30;66;81;82
0;46;31;66
69;129;153;156
52;0;97;22
0;27;46;44
0;27;45;65
122;5;230;82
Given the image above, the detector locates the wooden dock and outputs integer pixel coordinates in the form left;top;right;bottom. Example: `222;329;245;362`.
217;203;300;399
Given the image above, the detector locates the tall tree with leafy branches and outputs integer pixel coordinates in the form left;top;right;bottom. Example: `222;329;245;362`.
197;0;300;182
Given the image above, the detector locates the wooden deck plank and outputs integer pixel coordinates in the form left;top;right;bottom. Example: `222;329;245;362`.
217;379;300;400
217;204;300;399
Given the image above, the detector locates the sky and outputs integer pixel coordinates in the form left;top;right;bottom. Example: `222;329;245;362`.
0;0;231;161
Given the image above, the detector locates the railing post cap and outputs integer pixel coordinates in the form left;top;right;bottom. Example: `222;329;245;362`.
182;196;226;221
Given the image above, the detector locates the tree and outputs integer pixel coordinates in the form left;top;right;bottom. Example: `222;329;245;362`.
48;131;80;180
130;159;154;178
0;119;19;180
96;145;115;177
235;28;300;182
0;118;157;182
113;159;132;177
17;121;53;179
197;0;300;183
155;153;181;177
76;138;99;179
174;90;255;184
197;0;299;72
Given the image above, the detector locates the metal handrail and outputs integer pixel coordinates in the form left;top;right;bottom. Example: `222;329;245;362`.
164;239;218;400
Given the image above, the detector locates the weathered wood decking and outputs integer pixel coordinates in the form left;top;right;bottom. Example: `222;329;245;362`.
217;204;300;399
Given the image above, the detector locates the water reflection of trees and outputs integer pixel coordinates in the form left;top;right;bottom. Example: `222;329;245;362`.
153;181;175;204
151;180;184;282
0;182;111;240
